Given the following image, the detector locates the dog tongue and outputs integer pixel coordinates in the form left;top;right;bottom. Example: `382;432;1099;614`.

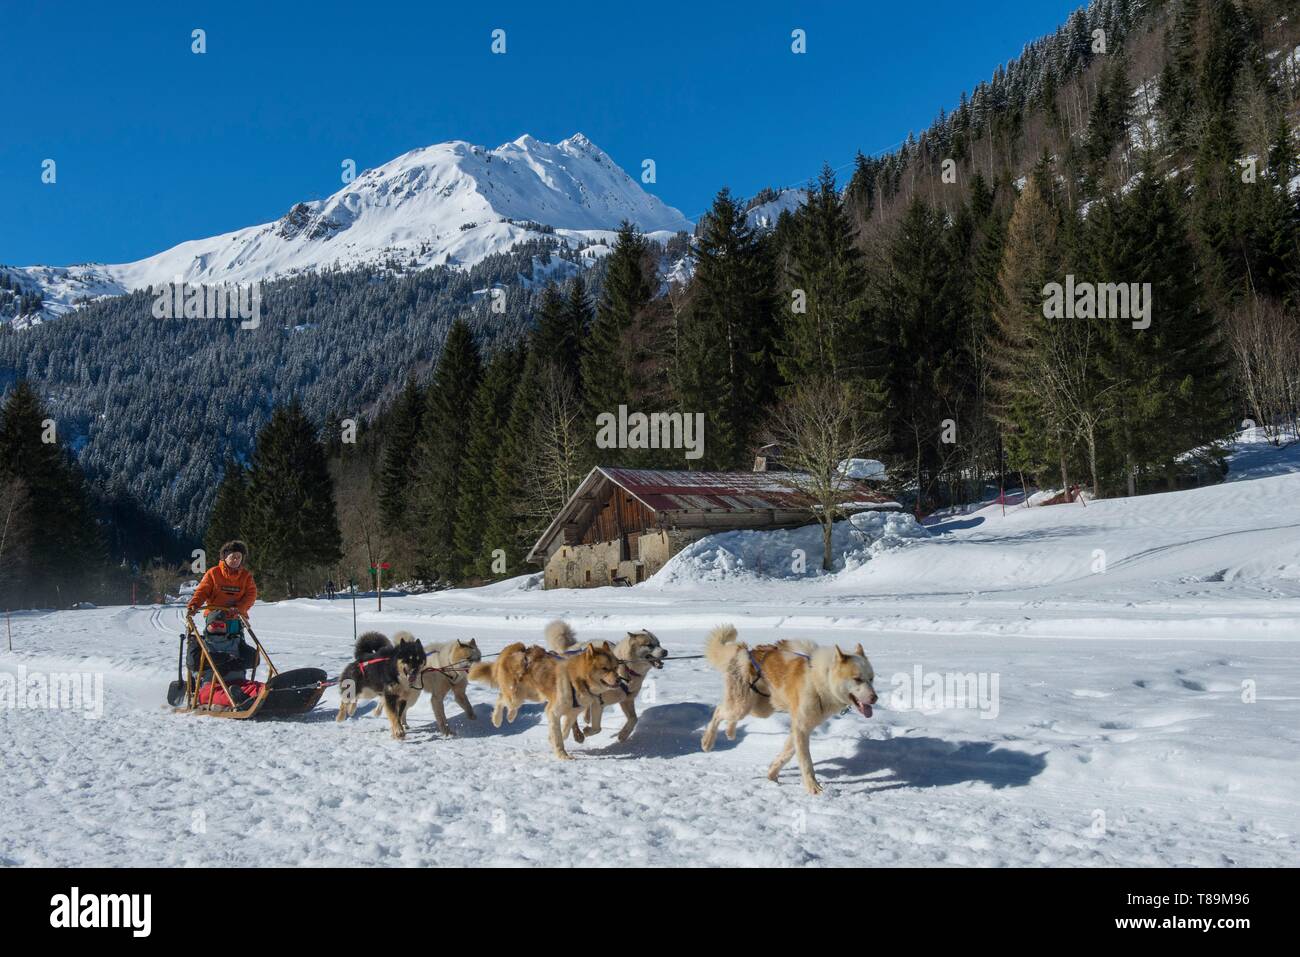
852;697;873;718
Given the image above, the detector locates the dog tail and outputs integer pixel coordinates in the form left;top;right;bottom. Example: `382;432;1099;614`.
392;629;417;647
705;624;742;670
471;641;524;687
544;619;576;653
354;631;393;660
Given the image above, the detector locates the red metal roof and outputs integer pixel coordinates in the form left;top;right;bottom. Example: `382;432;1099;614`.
599;467;898;514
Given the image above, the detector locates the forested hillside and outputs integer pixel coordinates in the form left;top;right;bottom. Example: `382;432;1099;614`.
0;240;613;542
349;0;1300;589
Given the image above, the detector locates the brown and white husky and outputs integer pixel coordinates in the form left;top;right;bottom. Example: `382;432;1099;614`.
545;620;666;742
469;623;624;760
700;625;877;795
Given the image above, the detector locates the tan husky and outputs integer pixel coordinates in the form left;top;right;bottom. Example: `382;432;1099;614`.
467;641;551;727
700;625;877;795
469;623;625;759
420;638;482;735
546;620;666;742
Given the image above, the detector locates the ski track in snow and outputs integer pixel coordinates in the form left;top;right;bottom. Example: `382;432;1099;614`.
3;437;1300;867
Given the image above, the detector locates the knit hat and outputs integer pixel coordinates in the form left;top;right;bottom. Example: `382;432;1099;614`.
219;540;248;559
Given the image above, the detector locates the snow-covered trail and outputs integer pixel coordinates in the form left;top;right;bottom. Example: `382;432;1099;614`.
2;591;1297;867
4;437;1298;867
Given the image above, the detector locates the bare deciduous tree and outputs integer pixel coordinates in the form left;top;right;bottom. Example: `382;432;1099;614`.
332;450;396;590
144;559;187;604
1227;296;1300;445
523;363;588;526
1035;308;1122;497
768;379;887;571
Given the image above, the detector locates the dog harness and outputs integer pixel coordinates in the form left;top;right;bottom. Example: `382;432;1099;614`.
747;649;772;697
747;646;808;697
422;663;472;683
356;654;426;689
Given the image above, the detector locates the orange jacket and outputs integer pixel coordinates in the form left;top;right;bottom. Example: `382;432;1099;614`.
187;562;258;617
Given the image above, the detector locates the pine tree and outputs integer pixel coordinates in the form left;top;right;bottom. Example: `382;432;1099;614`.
778;165;872;386
243;400;343;598
1091;160;1232;492
845;151;878;219
884;198;963;508
378;377;426;526
990;176;1072;486
0;381;103;607
412;320;483;581
480;350;545;577
203;457;248;562
453;343;526;578
965;175;1011;490
1083;56;1132;188
533;282;585;390
581;222;654;422
673;188;777;469
1156;0;1200;151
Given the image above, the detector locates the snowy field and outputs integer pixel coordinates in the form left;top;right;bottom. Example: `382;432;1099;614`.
3;435;1299;867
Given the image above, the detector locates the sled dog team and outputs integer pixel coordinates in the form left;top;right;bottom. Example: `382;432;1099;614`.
335;620;877;794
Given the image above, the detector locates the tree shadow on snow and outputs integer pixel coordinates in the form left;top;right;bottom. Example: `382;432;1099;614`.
587;702;743;759
924;516;986;534
816;734;1047;792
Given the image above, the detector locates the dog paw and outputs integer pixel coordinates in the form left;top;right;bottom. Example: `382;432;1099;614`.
572;728;586;743
616;730;631;743
554;751;574;761
804;779;823;796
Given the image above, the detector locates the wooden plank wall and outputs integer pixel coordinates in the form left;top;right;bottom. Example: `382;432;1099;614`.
579;486;657;559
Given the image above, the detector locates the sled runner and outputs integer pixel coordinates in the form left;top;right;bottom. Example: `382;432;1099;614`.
175;615;327;719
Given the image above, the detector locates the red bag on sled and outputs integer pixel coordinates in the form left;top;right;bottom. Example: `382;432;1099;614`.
196;679;264;708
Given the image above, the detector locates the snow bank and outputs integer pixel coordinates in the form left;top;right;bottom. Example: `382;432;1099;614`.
647;512;928;586
839;458;886;480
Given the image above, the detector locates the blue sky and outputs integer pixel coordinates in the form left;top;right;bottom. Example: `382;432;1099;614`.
1;0;1085;266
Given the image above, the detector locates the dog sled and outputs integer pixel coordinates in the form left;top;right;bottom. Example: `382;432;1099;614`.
170;613;328;720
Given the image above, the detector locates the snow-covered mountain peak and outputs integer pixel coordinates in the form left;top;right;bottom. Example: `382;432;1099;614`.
6;133;693;325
